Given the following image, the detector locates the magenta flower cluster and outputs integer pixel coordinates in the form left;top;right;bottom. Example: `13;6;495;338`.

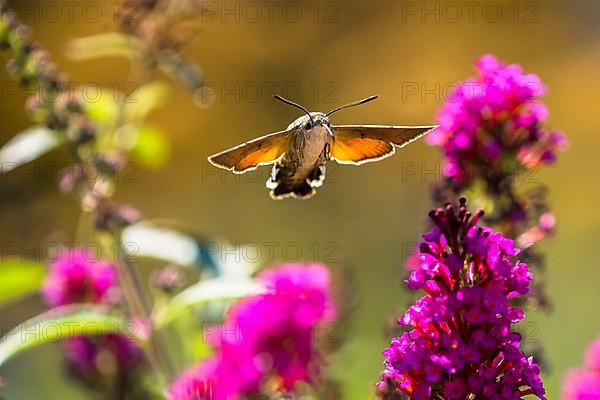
427;54;567;184
169;263;336;400
378;199;545;399
43;249;118;307
167;359;217;400
43;248;142;376
563;337;600;399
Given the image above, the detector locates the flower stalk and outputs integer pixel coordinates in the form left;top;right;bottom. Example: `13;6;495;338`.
425;55;568;312
0;1;173;388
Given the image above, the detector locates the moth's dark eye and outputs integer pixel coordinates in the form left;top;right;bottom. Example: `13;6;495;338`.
304;122;312;130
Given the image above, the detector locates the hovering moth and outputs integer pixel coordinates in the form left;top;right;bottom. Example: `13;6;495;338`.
208;95;437;200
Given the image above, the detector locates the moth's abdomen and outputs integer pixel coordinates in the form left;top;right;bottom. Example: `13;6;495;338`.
266;125;330;199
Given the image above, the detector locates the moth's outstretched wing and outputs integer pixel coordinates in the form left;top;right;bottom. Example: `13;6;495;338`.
330;125;437;165
208;130;292;174
330;136;395;165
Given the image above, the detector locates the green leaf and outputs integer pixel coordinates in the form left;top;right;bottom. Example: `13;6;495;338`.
0;260;46;306
153;279;264;328
121;221;262;274
0;126;60;172
124;82;170;121
121;221;204;268
0;305;135;367
131;126;171;169
66;33;143;61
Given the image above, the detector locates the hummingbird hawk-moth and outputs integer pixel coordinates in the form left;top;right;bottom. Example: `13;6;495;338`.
208;95;437;200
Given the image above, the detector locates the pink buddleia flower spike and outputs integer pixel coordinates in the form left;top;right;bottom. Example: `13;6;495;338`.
379;199;545;400
426;55;569;316
428;54;568;185
169;263;337;400
43;248;118;307
42;248;143;383
169;360;217;400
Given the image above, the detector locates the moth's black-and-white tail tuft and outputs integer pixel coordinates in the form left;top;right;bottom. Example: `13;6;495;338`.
270;182;315;200
267;165;325;200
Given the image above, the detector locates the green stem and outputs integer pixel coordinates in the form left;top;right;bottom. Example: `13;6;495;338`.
0;1;174;392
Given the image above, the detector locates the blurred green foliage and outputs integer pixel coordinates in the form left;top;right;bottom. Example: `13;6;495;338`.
0;260;45;306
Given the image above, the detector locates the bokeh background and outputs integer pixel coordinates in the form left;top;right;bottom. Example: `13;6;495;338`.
1;0;599;398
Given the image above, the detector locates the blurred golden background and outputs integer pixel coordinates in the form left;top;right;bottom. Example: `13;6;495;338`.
1;0;599;398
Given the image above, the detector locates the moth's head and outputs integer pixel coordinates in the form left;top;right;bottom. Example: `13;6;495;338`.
274;94;378;133
288;112;330;131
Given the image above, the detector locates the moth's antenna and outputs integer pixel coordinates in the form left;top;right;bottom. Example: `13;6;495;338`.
326;95;379;117
273;95;313;124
